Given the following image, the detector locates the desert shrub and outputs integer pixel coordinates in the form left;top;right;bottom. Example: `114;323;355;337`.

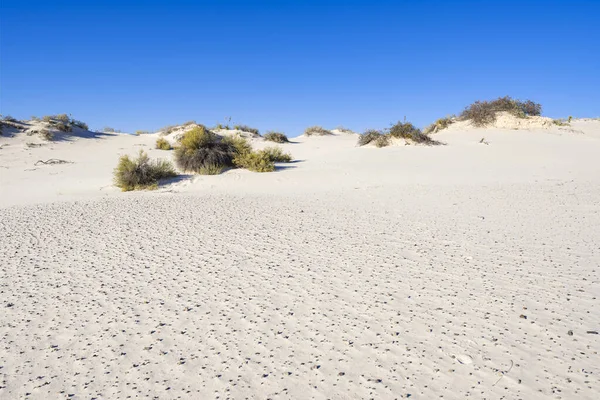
39;129;54;141
233;124;260;135
424;116;454;134
222;135;253;165
553;119;568;126
160;125;177;135
103;126;116;133
54;122;72;133
113;150;177;191
3;116;17;122
182;120;197;126
214;123;231;130
42;115;53;123
31;116;41;122
156;138;172;150
262;146;292;162
263;131;289;143
460;96;542;126
234;150;275;172
389;121;441;145
335;126;353;134
357;129;384;146
304;126;332;136
54;114;70;123
375;135;390;147
568;116;573;123
175;126;234;173
135;130;150;135
71;120;88;130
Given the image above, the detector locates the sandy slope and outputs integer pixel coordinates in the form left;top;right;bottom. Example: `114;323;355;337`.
1;121;600;399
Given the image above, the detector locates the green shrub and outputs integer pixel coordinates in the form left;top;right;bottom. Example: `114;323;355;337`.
113;150;177;191
54;114;70;123
233;124;260;135
54;122;72;133
423;116;454;134
553;119;568;126
262;146;292;162
389;121;440;145
568;116;573;123
175;126;234;173
156;138;172;150
357;129;384;146
460;96;542;127
197;164;225;175
223;135;253;157
263;131;289;143
235;150;275;172
304;126;332;136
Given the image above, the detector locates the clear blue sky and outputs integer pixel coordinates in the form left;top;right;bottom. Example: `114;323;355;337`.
1;0;599;134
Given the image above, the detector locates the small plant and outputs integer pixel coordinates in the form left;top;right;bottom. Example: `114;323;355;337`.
479;137;489;145
568;116;573;123
31;116;41;122
113;150;177;191
263;131;289;143
553;119;568;126
233;124;260;135
156;138;172;150
175;126;234;173
223;135;253;165
304;126;333;136
42;115;53;123
54;122;72;133
3;115;17;122
39;129;54;141
135;130;150;135
261;146;292;162
374;135;390;148
357;129;385;146
54;114;70;123
71;120;88;130
182;120;197;126
335;126;353;134
389;121;441;145
424;116;454;134
103;127;116;133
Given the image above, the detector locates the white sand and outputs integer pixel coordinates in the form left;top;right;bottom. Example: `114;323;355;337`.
1;119;600;399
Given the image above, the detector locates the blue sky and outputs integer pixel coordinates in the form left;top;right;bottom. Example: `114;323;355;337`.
1;0;599;135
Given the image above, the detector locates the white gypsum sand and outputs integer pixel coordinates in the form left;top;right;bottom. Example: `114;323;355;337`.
1;118;600;399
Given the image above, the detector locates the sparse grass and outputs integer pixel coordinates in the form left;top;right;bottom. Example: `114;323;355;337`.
214;123;231;130
233;124;260;135
197;164;225;175
357;129;385;146
175;126;234;173
182;120;197;126
113;150;177;191
103;127;116;133
336;126;353;134
424;116;454;134
553;119;569;126
304;126;333;136
135;130;150;136
156;138;172;150
263;131;289;143
262;146;292;162
460;96;542;127
40;129;54;141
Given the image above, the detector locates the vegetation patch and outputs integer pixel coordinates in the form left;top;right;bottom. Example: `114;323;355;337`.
175;126;235;174
233;124;260;135
335;126;354;134
40;129;54;141
114;150;177;191
304;126;333;136
357;129;385;146
424;116;455;134
156;138;172;150
460;96;542;127
389;121;440;145
263;131;289;143
261;146;292;162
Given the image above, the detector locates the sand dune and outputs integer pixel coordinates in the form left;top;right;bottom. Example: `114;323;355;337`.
1;120;600;399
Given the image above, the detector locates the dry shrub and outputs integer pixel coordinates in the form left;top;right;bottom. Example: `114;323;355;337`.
233;124;260;135
234;150;275;172
460;96;542;127
155;138;172;150
374;135;390;148
357;129;384;146
304;126;332;136
54;122;72;133
424;116;454;134
71;120;88;130
39;129;54;141
113;150;176;191
263;131;289;143
336;126;353;134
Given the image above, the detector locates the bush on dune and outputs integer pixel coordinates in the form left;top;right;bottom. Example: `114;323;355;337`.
460;96;542;127
234;150;275;172
156;137;172;150
114;150;177;191
389;121;440;145
263;131;289;143
233;124;260;135
261;146;292;162
175;126;235;174
357;129;385;146
304;126;332;136
423;116;454;134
